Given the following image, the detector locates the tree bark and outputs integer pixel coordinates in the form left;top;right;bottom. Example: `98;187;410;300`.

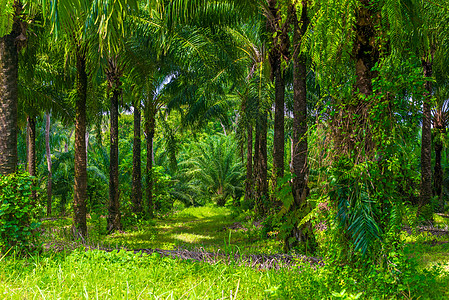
267;0;286;182
0;1;20;175
26;115;36;201
285;1;315;253
255;111;268;216
46;113;52;216
434;133;443;212
132;103;143;214
418;57;434;222
145;104;156;218
107;58;122;232
244;123;253;203
73;50;88;238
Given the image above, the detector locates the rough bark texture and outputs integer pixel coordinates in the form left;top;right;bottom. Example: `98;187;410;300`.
244;124;253;203
107;58;122;232
145;106;155;218
255;111;268;217
267;0;286;182
132;104;143;215
0;2;20;175
418;58;433;222
46;113;52;216
73;50;88;238
434;135;443;212
27;116;36;201
285;1;315;253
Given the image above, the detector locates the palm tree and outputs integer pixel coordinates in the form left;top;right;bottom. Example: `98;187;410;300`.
404;0;448;221
0;1;22;175
287;0;315;252
44;0;136;237
105;57;123;232
265;0;291;186
432;85;449;212
185;135;244;206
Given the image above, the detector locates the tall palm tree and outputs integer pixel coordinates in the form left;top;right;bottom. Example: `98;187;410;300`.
265;0;291;187
105;57;123;232
44;0;136;237
287;0;316;252
432;85;449;212
0;1;22;175
403;0;448;221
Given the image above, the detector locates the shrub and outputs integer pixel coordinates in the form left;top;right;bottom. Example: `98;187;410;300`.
0;172;40;253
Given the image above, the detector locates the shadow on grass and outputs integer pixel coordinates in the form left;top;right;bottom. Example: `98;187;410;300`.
105;208;282;254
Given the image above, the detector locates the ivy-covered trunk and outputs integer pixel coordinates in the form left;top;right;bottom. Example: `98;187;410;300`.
107;58;122;232
73;49;88;238
132;103;143;215
0;2;20;175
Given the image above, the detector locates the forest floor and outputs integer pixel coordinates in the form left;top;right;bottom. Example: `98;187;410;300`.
1;206;449;299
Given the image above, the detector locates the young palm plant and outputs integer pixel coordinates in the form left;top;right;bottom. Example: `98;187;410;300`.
184;135;244;207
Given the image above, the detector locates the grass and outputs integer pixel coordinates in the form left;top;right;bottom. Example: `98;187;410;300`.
13;206;449;299
401;213;449;272
100;206;283;254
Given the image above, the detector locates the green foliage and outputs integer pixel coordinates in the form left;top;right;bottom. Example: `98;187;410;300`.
0;173;40;253
182;134;244;206
329;159;383;256
0;0;13;37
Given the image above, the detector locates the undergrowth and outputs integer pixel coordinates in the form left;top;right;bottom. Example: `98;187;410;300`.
32;206;449;299
0;247;447;299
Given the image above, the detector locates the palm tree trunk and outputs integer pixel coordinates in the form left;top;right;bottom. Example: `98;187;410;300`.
107;59;122;232
73;50;88;238
273;64;285;180
434;132;443;212
267;0;285;182
145;104;156;218
255;111;268;216
244;123;253;203
46;113;52;216
0;2;20;175
351;0;378;156
132;103;143;215
418;57;434;222
285;1;315;253
27;115;36;201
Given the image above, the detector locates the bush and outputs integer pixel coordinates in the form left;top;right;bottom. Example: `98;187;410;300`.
0;172;40;253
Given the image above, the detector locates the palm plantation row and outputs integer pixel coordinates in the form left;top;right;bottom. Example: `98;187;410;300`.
1;0;449;260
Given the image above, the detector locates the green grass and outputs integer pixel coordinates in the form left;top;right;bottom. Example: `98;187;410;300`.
2;246;448;299
102;206;282;254
30;207;449;299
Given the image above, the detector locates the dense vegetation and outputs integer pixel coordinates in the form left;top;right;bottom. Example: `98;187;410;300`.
1;0;449;298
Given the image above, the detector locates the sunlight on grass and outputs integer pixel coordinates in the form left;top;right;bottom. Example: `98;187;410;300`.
175;206;232;219
97;206;283;254
171;233;213;243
